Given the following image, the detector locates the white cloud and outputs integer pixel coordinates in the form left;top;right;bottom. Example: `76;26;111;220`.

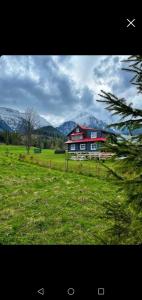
0;55;141;126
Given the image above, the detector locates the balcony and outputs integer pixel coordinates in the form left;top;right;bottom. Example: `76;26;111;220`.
70;132;83;140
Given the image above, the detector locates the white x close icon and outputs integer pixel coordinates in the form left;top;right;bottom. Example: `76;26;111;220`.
127;18;136;28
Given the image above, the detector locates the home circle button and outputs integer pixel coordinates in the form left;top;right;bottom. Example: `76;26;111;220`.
67;288;75;296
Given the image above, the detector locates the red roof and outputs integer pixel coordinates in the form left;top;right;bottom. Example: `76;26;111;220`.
78;125;96;130
67;124;98;136
71;132;83;136
65;137;107;144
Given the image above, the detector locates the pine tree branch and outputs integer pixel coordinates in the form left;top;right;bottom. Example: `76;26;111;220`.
121;55;142;93
107;118;142;130
97;90;142;120
100;161;124;180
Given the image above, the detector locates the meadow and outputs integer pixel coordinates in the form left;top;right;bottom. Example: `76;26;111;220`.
0;145;126;245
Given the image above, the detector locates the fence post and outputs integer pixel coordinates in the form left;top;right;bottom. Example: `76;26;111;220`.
66;158;68;171
96;159;99;177
65;158;69;171
97;160;100;177
79;162;82;174
49;160;51;168
64;159;66;171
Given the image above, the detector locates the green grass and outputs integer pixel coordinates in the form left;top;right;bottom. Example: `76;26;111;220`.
0;145;126;245
0;144;110;177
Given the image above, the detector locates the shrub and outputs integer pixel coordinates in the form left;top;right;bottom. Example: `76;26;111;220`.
54;149;65;154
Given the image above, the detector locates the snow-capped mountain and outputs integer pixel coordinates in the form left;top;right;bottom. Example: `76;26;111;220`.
0;107;51;131
57;121;76;135
57;112;117;135
0;117;13;132
72;112;108;130
20;112;51;130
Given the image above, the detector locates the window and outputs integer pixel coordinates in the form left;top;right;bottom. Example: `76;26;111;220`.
91;143;97;150
91;131;97;138
70;144;75;150
76;127;80;132
80;144;86;150
71;135;83;140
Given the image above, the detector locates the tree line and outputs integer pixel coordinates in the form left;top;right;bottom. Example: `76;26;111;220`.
0;130;65;150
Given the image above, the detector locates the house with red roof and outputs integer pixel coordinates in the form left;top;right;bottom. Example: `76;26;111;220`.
65;124;116;152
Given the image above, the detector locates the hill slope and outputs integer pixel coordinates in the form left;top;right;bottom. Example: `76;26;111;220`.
34;125;65;138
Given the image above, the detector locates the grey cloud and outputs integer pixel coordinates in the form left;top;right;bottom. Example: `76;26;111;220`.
80;87;95;109
0;55;140;126
0;56;89;122
93;56;134;95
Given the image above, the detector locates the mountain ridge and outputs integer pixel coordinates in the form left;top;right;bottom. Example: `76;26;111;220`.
0;107;51;131
33;125;65;138
0;107;141;136
0;117;13;132
57;112;118;136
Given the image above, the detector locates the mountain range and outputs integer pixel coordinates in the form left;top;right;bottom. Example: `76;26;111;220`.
0;107;141;136
57;113;118;135
0;107;50;132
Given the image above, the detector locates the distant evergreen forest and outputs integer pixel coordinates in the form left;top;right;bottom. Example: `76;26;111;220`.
0;126;66;150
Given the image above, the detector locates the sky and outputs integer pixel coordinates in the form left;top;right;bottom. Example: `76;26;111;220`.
0;55;141;126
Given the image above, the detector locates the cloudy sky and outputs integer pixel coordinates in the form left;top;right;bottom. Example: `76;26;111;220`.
0;55;141;126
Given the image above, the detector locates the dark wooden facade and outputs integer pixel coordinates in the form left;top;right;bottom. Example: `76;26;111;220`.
65;124;116;152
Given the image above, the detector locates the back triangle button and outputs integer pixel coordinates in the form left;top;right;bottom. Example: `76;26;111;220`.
37;288;44;295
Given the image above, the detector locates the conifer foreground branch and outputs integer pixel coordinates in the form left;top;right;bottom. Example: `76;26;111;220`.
96;55;142;244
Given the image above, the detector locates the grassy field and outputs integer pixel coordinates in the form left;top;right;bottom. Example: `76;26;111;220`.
0;145;126;245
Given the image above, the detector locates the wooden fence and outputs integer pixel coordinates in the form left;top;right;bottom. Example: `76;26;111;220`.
21;155;111;179
69;151;114;160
